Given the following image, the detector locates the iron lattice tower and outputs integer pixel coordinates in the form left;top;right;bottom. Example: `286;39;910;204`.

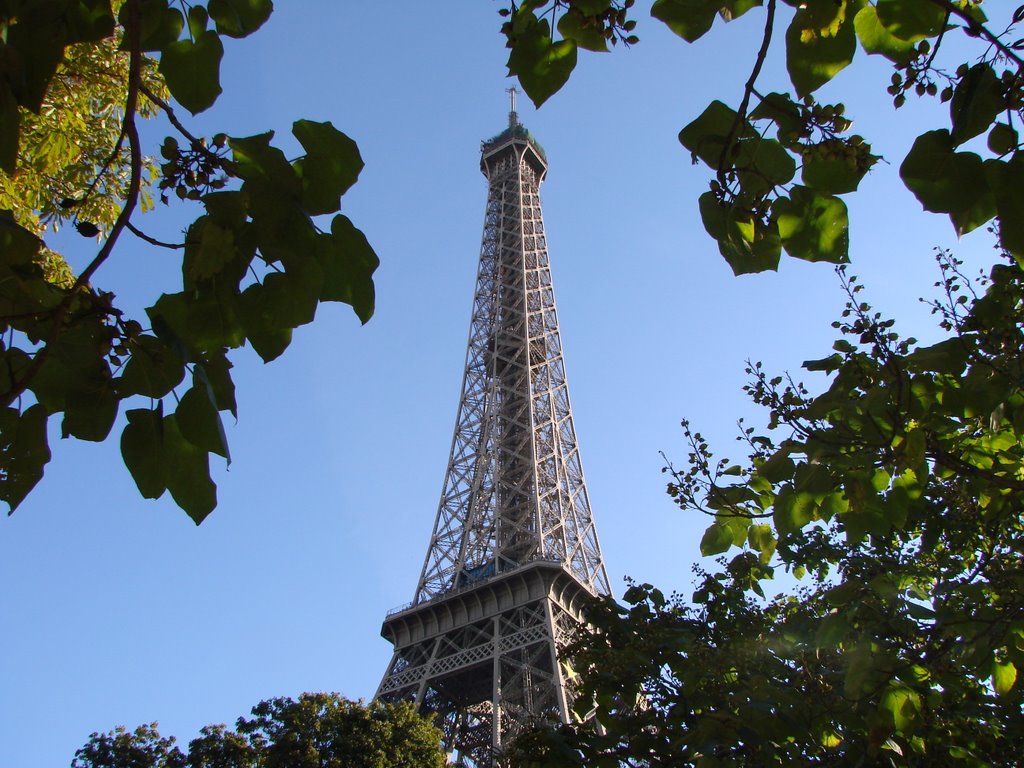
375;101;610;767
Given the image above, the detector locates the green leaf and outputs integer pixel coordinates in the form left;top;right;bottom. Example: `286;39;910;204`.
853;4;916;62
950;64;1004;146
120;407;166;499
163;413;217;524
771;185;849;263
194;351;236;418
176;385;230;460
316;214;379;323
698;192;782;274
292;120;364;216
208;0;274;38
786;0;857;98
750;92;805;146
0;83;21;173
989;156;1024;262
879;685;921;734
122;1;184;52
188;5;209;37
773;487;815;535
159;30;224;114
679;100;755;169
118;335;185;399
905;337;969;374
5;8;70;111
747;523;775;552
988;123;1019;155
62;384;118;442
557;10;608;52
899;130;995;236
229;132;301;191
235;279;294;362
149;290;246;356
0;404;51;513
700;521;734;555
735;137;796;195
802;152;867;194
651;0;720;43
506;12;578;107
992;660;1018;696
875;0;945;42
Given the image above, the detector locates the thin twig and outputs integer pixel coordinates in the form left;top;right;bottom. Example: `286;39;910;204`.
140;83;226;167
126;221;185;249
719;0;776;186
930;0;1024;71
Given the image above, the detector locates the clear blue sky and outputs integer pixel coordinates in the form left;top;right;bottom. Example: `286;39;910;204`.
0;4;994;766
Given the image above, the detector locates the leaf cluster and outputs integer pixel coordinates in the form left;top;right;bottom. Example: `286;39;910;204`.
71;694;447;768
513;251;1024;765
503;1;1024;276
0;1;380;522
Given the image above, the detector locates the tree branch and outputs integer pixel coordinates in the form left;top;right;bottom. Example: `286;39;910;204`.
930;0;1024;71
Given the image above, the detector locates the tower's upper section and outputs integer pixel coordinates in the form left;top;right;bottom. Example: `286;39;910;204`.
480;89;547;180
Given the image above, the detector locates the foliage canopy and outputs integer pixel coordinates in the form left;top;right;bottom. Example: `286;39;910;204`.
498;0;1024;766
71;694;447;768
0;0;378;522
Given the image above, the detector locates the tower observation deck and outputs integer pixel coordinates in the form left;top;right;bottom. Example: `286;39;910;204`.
375;99;610;766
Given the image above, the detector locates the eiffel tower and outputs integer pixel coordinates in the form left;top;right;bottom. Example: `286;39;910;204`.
375;91;610;767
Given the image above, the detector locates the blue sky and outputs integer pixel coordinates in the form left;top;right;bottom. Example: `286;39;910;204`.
0;3;996;766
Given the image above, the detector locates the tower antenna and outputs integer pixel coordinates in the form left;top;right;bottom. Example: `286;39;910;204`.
506;86;518;128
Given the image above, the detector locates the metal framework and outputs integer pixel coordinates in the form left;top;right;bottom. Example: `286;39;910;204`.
376;107;609;767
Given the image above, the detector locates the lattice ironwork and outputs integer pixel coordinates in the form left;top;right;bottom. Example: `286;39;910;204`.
376;107;609;767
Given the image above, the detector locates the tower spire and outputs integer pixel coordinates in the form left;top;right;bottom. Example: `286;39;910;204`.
506;85;518;128
375;119;609;767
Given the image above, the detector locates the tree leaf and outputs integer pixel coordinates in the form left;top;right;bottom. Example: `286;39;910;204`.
158;30;224;114
802;152;867;194
235;279;294;362
700;521;734;555
229;132;301;192
120;406;166;499
853;4;916;62
557;9;608;52
176;385;230;460
62;384;118;442
736;137;796;195
118;335;185;398
950;63;1004;146
879;685;920;734
292;120;364;216
989;155;1024;262
121;1;184;52
316;214;379;323
0;83;20;173
506;12;578;107
992;660;1017;696
771;185;849;263
899;130;995;236
987;123;1019;155
651;0;721;43
0;404;50;513
679;100;755;169
208;0;274;38
698;191;782;274
194;351;237;419
162;413;217;524
786;0;857;98
875;0;946;42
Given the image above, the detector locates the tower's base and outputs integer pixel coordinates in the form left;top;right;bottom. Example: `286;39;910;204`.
377;561;592;766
